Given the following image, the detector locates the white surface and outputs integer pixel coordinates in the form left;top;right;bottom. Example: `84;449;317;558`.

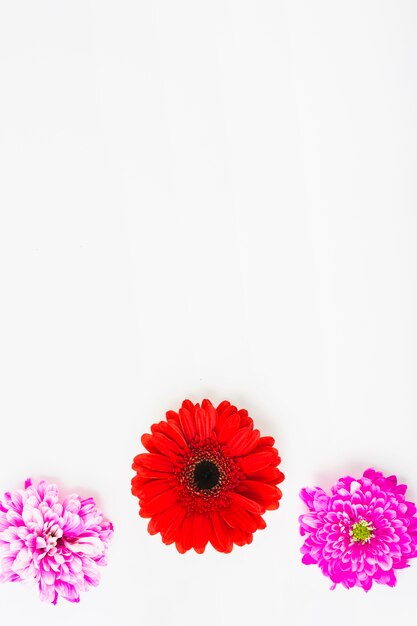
1;2;417;625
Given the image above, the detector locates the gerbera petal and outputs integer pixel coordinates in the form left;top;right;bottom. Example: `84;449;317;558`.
216;403;238;430
192;514;212;553
161;506;187;544
149;505;187;543
179;407;197;442
151;433;183;458
195;407;212;442
166;410;180;424
216;400;231;415
229;492;265;515
133;467;175;480
227;428;260;456
132;453;174;473
163;423;189;451
132;398;283;554
218;414;240;444
202;399;217;435
239;449;278;474
248;466;285;485
230;527;253;547
140;433;160;454
131;475;152;493
209;530;228;553
211;512;233;553
182;399;195;412
237;480;281;505
139;489;178;517
176;514;194;554
237;409;254;429
134;479;172;501
253;514;267;530
257;436;275;447
220;504;258;533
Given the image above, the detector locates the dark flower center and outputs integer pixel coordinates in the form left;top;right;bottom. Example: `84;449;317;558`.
193;460;220;490
177;442;241;513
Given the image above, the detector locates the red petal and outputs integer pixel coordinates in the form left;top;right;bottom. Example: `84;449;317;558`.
239;449;278;474
229;492;265;514
210;531;227;553
133;479;172;500
132;453;174;473
253;514;267;530
133;467;174;479
227;427;251;455
238;409;253;429
175;514;194;553
160;506;187;544
266;500;280;511
147;517;159;535
202;399;216;434
220;504;258;533
249;467;285;484
231;527;253;546
195;407;212;442
179;407;196;442
192;514;211;553
139;488;178;517
218;413;240;444
151;432;183;458
216;400;231;415
216;403;238;430
237;480;281;505
245;429;261;454
164;422;188;451
131;475;145;494
210;512;233;553
150;421;167;435
182;399;195;412
166;410;180;424
140;434;159;453
227;428;260;456
147;504;186;539
257;436;275;447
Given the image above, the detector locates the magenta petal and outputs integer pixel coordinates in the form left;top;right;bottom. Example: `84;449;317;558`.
299;468;417;591
0;478;113;604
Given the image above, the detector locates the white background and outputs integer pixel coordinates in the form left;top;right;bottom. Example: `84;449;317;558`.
0;2;416;625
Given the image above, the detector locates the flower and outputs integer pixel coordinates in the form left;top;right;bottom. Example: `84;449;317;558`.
299;468;417;590
131;399;284;553
0;478;113;604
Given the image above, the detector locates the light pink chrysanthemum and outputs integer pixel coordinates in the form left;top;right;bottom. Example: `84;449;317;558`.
299;468;417;591
0;479;113;604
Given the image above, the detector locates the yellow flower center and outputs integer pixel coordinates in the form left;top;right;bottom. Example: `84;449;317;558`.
351;520;374;543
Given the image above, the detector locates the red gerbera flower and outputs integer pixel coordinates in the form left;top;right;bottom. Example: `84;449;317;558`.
131;399;284;553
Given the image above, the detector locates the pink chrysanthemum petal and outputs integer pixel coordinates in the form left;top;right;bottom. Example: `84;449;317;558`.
299;468;417;591
0;479;113;604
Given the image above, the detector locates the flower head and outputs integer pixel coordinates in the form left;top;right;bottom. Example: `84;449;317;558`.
299;468;417;590
0;479;113;604
132;399;284;553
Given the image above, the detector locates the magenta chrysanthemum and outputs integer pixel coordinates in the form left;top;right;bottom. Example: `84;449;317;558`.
0;479;113;604
299;468;417;591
